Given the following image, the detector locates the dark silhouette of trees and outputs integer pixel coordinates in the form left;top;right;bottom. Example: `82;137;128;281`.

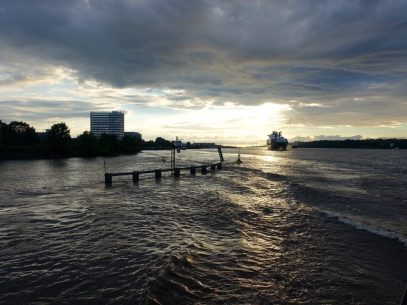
120;135;139;154
0;120;12;146
46;122;71;155
154;137;173;149
296;139;407;149
98;133;119;155
0;121;37;146
76;131;98;156
9;121;38;145
1;119;185;159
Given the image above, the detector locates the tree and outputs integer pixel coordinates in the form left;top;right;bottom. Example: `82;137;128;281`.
120;135;140;153
76;131;98;156
154;137;172;149
0;120;6;146
8;121;38;145
46;122;71;154
98;133;118;155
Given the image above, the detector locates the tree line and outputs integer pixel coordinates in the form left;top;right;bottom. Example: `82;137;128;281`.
295;139;407;149
0;120;174;160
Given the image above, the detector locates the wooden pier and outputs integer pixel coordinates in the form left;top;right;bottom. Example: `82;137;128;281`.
105;162;223;184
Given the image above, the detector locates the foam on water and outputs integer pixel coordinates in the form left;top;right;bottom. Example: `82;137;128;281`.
320;209;407;247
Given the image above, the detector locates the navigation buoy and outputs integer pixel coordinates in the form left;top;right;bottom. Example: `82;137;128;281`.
236;149;243;164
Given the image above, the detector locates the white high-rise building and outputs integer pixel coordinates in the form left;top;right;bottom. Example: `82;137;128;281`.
90;111;124;139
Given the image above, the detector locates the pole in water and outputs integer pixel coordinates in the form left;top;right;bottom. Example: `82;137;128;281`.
236;148;243;164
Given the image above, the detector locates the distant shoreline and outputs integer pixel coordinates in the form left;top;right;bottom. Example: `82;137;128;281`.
0;146;231;161
0;151;140;161
292;139;407;149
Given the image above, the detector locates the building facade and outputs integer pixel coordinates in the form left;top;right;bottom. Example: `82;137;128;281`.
90;111;124;139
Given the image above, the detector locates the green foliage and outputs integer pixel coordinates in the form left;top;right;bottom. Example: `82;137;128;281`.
9;121;38;145
98;133;119;155
0;120;11;146
76;131;98;156
47;123;71;142
46;122;71;155
0;119;178;159
0;121;38;146
154;137;173;149
120;135;139;154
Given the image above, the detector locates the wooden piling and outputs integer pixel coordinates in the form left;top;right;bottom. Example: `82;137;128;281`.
105;173;112;184
105;161;224;183
217;146;224;162
155;170;162;179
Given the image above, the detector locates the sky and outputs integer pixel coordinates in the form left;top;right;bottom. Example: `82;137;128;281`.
1;0;407;145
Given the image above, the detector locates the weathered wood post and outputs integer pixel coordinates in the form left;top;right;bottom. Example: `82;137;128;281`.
190;166;196;175
217;162;222;170
201;166;207;175
174;168;180;178
211;164;216;170
105;173;112;184
132;171;140;182
217;146;224;162
155;170;162;180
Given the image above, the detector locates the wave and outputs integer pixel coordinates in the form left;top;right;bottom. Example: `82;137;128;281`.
319;209;407;247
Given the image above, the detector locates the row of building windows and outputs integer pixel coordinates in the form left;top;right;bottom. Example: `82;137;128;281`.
90;111;125;139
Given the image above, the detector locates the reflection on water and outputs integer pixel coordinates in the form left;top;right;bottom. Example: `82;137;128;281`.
0;148;406;304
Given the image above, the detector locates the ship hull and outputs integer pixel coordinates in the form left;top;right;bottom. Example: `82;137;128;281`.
267;142;288;151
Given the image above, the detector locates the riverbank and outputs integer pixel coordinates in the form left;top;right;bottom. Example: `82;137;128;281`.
294;138;407;149
0;148;141;161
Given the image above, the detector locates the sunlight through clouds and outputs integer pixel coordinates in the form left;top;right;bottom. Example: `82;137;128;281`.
1;0;407;142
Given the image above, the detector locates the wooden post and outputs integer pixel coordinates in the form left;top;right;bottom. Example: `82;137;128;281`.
171;148;175;174
155;170;162;180
104;173;112;184
217;162;222;170
132;171;139;182
190;166;196;175
210;164;216;170
174;168;180;177
217;146;224;162
201;166;207;175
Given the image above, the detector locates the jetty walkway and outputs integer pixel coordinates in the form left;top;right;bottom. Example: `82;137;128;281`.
105;162;223;184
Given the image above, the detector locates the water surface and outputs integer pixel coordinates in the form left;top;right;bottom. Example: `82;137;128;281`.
1;148;406;304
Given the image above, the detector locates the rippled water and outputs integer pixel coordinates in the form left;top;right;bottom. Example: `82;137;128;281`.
1;148;406;304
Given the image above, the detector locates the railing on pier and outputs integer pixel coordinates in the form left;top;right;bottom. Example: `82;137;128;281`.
104;162;223;184
104;145;225;184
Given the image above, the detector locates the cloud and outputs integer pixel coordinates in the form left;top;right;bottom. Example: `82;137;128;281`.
0;99;102;121
0;0;407;139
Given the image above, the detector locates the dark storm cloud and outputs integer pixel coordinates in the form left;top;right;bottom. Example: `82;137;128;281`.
1;0;407;123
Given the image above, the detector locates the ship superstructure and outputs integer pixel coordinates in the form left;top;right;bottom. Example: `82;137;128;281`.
267;131;288;150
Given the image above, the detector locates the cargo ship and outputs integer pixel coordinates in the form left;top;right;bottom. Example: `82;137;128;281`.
267;131;288;150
